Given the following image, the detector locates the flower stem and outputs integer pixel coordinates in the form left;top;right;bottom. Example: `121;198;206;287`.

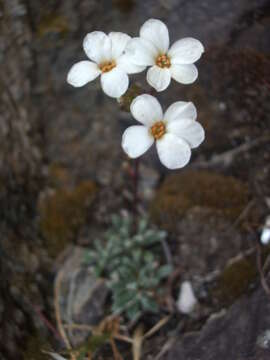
132;158;140;233
133;158;139;209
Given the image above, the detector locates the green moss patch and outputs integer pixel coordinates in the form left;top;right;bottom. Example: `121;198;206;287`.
37;14;69;37
150;170;254;232
39;181;97;257
212;246;270;307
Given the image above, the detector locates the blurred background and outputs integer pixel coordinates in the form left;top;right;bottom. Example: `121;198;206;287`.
0;0;270;359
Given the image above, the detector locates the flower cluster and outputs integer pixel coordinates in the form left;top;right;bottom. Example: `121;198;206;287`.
67;19;205;169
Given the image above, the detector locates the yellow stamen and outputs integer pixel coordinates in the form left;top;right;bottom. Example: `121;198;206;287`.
150;121;166;140
99;60;116;73
156;54;171;68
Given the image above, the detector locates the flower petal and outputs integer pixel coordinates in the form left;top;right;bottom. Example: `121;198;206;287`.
125;37;158;66
140;18;169;53
83;31;112;64
156;133;191;169
147;66;171;92
101;67;128;98
122;125;154;158
169;37;204;64
164;101;197;122
170;64;198;84
109;32;131;59
167;119;205;148
117;54;146;74
67;61;101;87
130;94;163;126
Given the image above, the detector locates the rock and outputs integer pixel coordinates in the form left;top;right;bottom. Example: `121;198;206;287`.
55;246;109;346
150;170;259;275
176;207;244;275
162;286;270;360
177;281;197;315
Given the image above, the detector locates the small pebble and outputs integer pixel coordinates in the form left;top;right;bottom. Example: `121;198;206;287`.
261;216;270;245
177;281;197;314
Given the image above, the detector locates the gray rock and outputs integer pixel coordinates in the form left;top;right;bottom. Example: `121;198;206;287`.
163;286;270;360
56;246;109;346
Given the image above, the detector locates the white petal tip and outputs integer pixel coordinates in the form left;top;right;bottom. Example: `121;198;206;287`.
169;38;204;65
170;64;198;85
66;61;101;88
157;134;192;169
177;281;197;314
101;67;129;98
130;94;163;126
147;66;171;92
67;74;82;88
122;125;154;158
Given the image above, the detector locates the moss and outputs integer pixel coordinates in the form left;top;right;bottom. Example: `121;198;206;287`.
23;334;50;360
212;256;257;306
150;170;253;232
48;163;70;188
39;181;98;257
212;246;270;306
74;333;110;358
37;14;69;37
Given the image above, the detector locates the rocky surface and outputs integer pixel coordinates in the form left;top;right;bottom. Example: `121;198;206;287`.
0;1;46;359
150;170;259;275
55;246;109;347
162;286;270;360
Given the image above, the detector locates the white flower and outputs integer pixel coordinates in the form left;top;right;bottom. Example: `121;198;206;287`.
126;19;204;92
67;31;145;98
121;94;205;169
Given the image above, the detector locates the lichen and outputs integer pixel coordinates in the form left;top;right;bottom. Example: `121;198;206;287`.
150;170;254;232
39;181;98;257
212;247;270;306
37;14;69;37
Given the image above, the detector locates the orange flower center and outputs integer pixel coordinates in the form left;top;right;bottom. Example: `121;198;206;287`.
150;121;166;140
156;54;171;68
99;60;116;73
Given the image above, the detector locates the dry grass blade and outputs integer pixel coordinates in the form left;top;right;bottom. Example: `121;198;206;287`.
110;337;124;360
54;270;77;360
143;316;171;340
132;325;144;360
42;350;68;360
114;334;134;344
64;324;94;332
63;323;133;344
